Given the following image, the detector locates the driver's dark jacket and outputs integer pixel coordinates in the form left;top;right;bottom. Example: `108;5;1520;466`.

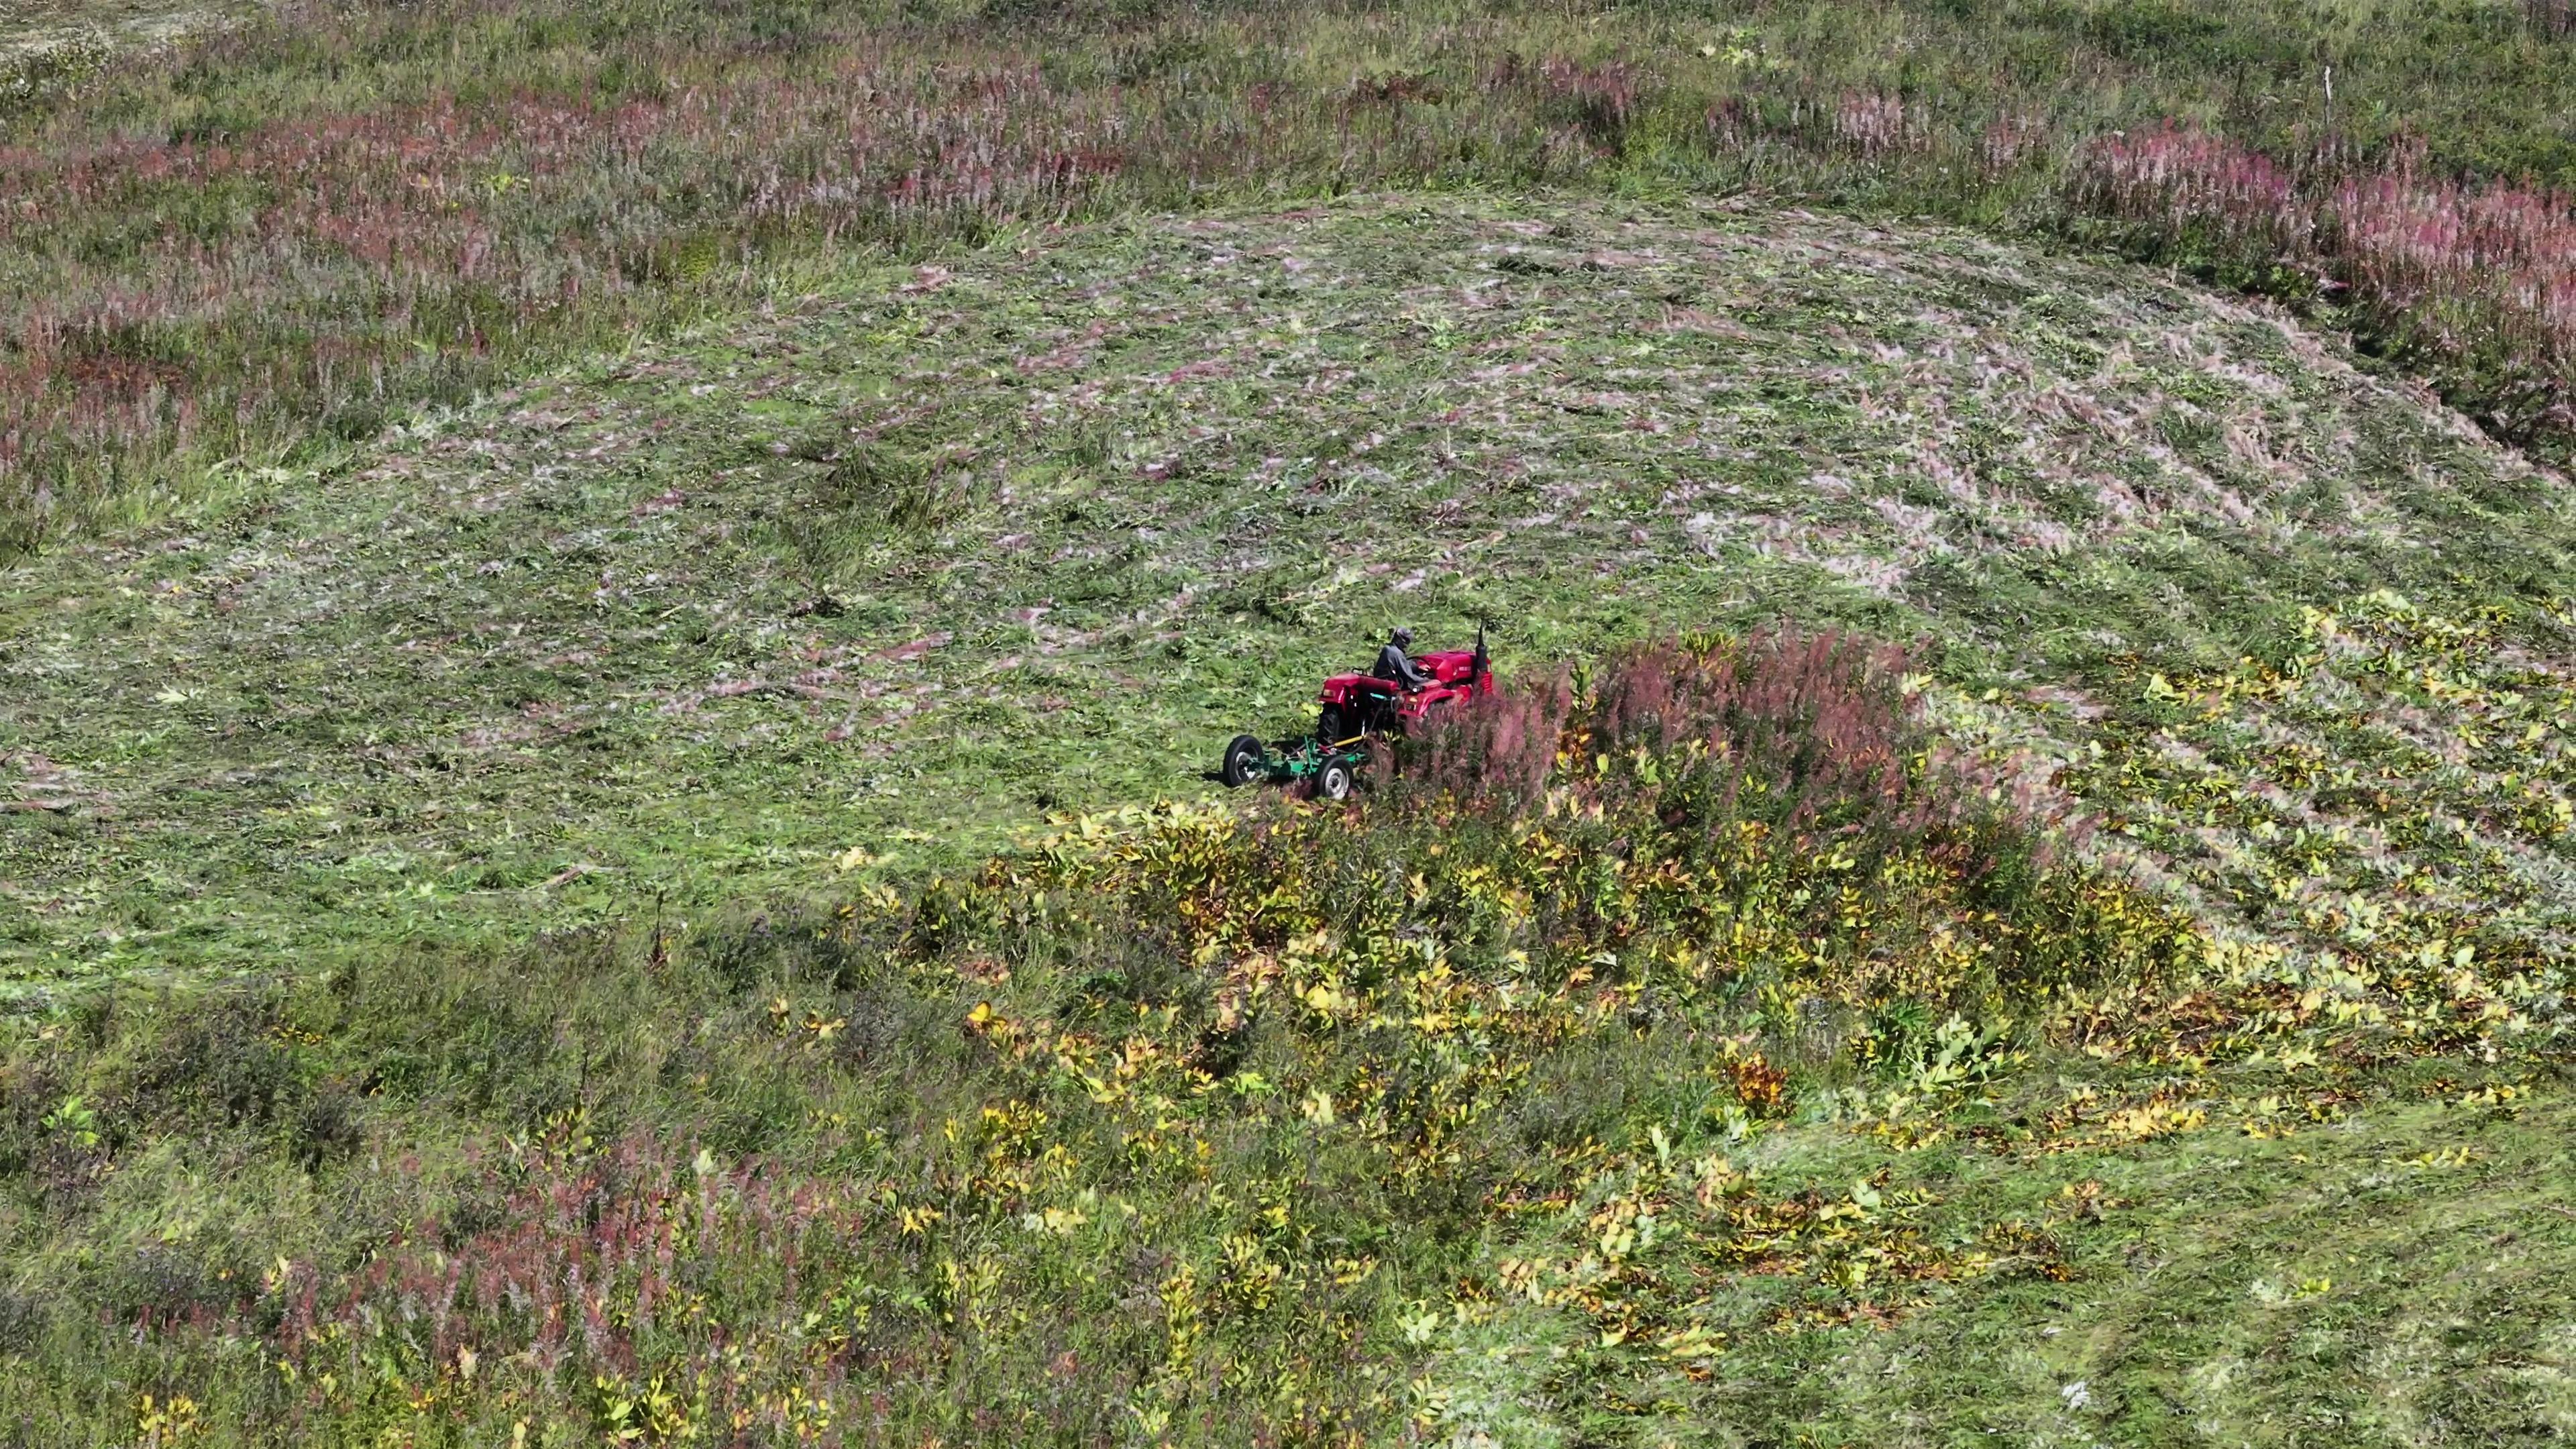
1373;643;1432;690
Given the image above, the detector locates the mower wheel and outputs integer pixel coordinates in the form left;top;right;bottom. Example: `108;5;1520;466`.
1220;734;1268;789
1315;758;1354;802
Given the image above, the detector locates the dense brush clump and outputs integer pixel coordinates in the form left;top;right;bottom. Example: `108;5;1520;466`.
0;629;2205;1444
1374;631;2146;1004
1413;630;2046;863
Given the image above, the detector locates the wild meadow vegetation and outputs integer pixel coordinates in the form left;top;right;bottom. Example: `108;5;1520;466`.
6;189;2575;1443
13;0;2576;554
7;633;2566;1445
9;0;2576;1442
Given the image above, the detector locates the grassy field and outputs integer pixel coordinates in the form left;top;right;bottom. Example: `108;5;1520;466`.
0;0;229;68
0;631;2567;1444
14;0;2576;557
11;191;2575;987
5;189;2576;1443
10;0;2576;1441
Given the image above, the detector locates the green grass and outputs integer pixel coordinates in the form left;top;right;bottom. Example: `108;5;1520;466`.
1;673;2567;1443
8;191;2576;1444
1436;1077;2576;1445
8;191;2572;988
18;0;2576;553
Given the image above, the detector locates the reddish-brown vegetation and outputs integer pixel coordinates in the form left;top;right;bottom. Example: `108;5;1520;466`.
1409;631;2069;878
12;0;2576;557
2082;123;2576;439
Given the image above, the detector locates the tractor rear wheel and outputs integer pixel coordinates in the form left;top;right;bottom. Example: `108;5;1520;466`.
1220;734;1267;788
1315;758;1354;802
1316;704;1352;745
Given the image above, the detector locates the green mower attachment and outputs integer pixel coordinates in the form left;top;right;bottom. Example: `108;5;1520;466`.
1218;733;1368;801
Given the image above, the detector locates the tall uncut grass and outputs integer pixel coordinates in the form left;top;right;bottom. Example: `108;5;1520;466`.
1411;631;2050;867
2080;125;2576;442
13;0;2576;555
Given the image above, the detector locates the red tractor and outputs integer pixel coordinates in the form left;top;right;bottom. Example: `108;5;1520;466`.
1219;629;1495;799
1313;633;1495;745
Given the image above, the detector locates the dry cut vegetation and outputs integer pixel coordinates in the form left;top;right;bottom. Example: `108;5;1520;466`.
11;194;2574;986
17;0;2576;554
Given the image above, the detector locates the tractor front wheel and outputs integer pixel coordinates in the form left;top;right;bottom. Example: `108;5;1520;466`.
1220;734;1268;788
1314;758;1354;802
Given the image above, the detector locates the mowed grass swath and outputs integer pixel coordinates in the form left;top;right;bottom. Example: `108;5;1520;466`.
14;189;2570;984
17;0;2576;553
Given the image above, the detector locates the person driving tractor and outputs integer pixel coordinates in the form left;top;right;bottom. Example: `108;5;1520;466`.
1373;627;1433;692
1218;624;1494;796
